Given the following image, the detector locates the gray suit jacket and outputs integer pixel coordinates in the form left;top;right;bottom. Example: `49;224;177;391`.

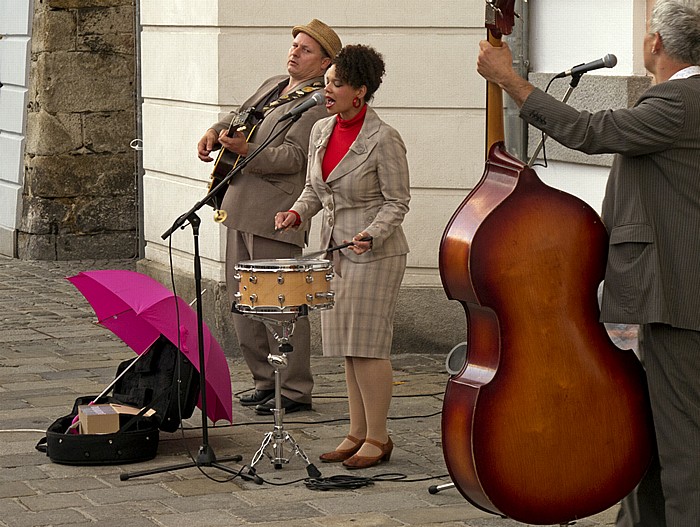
521;76;700;330
291;106;410;262
212;75;327;247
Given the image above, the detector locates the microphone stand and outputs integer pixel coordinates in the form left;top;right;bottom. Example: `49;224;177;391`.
120;115;300;482
527;72;584;167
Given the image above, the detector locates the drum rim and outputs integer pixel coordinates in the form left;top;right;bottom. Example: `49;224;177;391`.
234;301;334;314
235;258;332;271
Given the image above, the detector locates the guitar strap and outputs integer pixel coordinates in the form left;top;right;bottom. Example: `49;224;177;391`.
252;80;324;123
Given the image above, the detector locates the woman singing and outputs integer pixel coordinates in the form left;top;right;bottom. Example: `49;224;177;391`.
275;44;410;469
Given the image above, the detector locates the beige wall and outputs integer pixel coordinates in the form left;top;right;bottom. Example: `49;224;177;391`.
0;0;32;257
139;0;487;287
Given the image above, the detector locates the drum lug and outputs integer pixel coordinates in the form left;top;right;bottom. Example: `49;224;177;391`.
306;293;314;303
233;272;241;281
234;292;241;301
277;273;284;285
305;274;314;284
249;294;257;305
325;272;334;281
249;275;257;284
316;291;335;300
278;294;285;306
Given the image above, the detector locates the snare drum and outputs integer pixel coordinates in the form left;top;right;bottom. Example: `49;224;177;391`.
233;258;334;314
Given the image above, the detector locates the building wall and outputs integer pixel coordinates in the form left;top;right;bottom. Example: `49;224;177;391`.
0;0;33;257
19;0;139;260
137;0;649;355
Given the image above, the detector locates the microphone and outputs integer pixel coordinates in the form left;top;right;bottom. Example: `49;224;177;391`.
553;54;617;79
278;91;325;121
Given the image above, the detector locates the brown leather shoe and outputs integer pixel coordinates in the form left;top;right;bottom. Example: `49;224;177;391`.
342;436;393;469
318;435;364;463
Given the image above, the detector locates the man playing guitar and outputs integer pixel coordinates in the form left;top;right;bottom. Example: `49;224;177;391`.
196;19;342;415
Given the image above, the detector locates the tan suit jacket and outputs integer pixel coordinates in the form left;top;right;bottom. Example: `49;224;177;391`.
212;75;327;248
291;106;410;261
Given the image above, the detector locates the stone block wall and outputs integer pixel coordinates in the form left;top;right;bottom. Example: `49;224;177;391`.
20;0;138;260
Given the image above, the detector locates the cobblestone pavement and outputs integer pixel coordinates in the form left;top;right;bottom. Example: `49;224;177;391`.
0;256;633;527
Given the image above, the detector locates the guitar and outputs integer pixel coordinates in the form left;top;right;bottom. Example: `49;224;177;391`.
204;108;257;220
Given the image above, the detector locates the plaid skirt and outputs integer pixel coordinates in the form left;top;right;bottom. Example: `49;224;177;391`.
320;252;406;358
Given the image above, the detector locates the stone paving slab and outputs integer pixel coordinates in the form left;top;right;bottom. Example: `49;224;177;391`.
0;257;630;527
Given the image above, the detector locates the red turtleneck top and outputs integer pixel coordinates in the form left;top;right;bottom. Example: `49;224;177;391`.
288;105;368;226
321;104;367;181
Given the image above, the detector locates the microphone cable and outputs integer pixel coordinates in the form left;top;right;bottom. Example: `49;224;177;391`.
248;471;451;490
529;74;558;169
304;472;450;491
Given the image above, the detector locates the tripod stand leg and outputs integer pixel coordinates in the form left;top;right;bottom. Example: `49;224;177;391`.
428;482;455;494
251;423;288;470
120;453;246;481
284;430;322;478
250;432;274;469
248;429;321;478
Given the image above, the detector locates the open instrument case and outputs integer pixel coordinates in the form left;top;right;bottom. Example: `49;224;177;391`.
36;336;199;465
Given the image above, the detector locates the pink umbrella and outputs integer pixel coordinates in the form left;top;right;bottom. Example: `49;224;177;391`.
67;270;232;423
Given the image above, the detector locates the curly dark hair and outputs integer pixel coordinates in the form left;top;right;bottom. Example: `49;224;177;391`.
332;44;386;102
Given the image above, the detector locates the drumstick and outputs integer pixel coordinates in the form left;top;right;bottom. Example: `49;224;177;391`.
302;236;372;260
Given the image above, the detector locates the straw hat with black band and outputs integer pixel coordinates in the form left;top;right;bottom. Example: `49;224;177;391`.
292;19;342;59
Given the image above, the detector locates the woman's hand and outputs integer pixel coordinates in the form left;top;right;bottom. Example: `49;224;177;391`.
346;231;373;255
275;211;299;232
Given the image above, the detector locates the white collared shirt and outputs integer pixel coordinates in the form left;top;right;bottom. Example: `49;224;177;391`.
669;65;700;80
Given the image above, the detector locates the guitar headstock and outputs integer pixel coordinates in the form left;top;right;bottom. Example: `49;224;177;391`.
485;0;516;39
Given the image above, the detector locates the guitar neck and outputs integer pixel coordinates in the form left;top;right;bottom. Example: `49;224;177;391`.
225;108;253;138
225;119;241;138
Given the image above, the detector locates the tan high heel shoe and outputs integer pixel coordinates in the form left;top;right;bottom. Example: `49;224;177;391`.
342;436;393;469
318;435;364;463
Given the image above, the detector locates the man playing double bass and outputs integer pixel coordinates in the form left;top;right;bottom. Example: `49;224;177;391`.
476;0;700;525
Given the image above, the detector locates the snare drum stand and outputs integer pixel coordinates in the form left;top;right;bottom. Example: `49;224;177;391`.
244;310;321;478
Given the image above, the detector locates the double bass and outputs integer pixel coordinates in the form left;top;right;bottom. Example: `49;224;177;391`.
438;2;654;524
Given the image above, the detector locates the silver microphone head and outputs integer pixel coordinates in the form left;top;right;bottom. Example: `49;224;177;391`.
603;54;618;68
